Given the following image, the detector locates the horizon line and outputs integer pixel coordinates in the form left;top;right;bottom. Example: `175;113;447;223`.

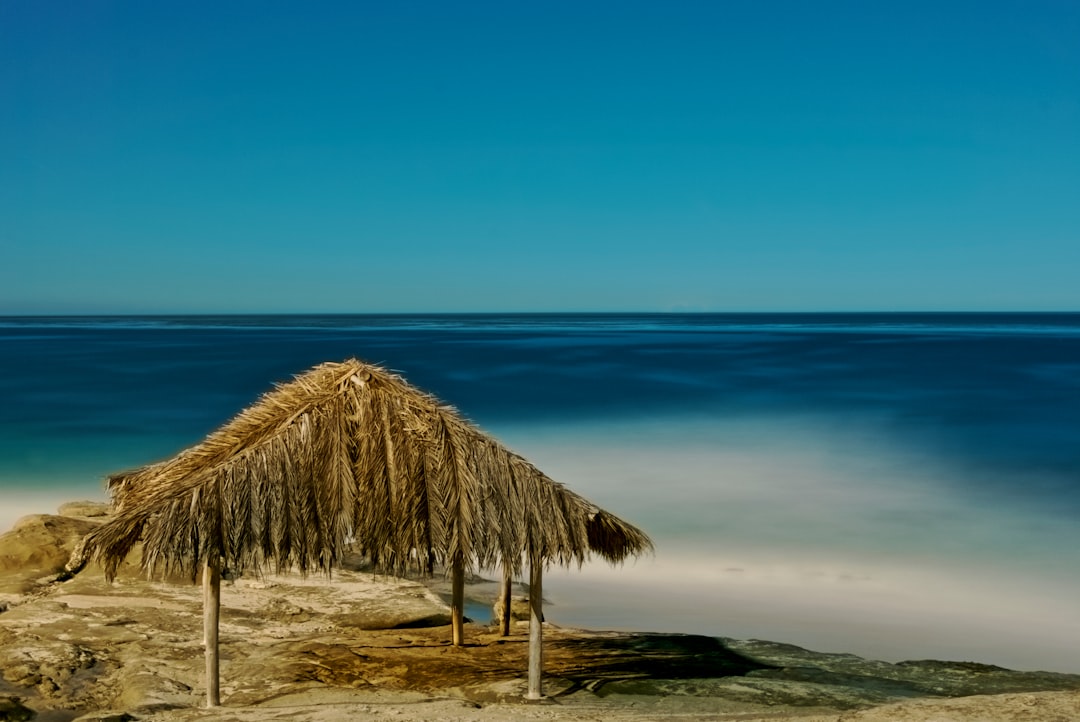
4;310;1080;318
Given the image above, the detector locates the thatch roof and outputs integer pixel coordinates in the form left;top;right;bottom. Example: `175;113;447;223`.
79;359;652;582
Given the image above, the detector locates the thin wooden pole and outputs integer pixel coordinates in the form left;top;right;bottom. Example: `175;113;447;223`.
204;559;221;708
451;555;465;647
499;563;512;637
201;566;209;646
526;556;543;700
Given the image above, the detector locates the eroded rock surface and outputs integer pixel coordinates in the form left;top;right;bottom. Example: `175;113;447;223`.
490;595;531;627
0;562;459;718
55;502;112;520
0;515;103;595
1;510;1079;721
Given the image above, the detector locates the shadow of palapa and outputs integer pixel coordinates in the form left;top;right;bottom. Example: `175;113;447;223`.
285;626;774;700
543;632;774;695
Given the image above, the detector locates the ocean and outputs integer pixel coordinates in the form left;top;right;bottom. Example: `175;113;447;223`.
2;313;1079;672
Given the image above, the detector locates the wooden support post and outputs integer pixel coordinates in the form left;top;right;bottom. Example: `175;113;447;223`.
201;566;209;646
204;559;221;708
526;556;543;700
451;555;465;647
499;564;512;637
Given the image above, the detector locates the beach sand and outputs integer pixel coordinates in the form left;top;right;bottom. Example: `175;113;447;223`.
124;689;1080;722
1;503;1078;722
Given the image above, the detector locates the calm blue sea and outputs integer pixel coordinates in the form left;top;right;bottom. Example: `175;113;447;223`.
2;314;1079;671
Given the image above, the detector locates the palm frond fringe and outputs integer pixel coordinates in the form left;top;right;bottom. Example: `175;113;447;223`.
79;360;652;582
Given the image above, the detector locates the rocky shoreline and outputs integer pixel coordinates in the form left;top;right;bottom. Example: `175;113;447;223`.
2;503;1078;721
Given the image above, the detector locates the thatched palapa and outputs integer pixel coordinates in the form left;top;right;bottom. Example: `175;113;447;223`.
75;359;652;704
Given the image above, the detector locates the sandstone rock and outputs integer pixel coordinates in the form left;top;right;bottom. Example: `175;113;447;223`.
228;571;453;631
723;638;1080;700
112;670;196;711
57;502;112;519
838;689;1080;721
0;696;35;722
491;596;536;626
4;500;1080;722
71;713;136;722
1;636;98;699
0;515;102;594
3;564;1080;721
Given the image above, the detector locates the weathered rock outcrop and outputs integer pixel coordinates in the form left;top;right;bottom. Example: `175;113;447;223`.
0;696;35;722
0;514;103;595
1;506;1078;721
55;501;112;520
491;595;532;627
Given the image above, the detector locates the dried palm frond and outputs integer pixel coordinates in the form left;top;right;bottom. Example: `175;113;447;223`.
79;360;652;583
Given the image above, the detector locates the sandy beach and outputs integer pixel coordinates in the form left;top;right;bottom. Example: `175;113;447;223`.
2;502;1079;722
132;689;1080;722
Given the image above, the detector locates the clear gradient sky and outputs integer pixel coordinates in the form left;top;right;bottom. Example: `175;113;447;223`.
2;2;1078;313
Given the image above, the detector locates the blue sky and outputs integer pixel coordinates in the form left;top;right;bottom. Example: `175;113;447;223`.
2;1;1078;313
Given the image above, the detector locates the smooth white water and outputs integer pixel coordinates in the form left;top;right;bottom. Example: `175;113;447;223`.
493;414;1080;673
